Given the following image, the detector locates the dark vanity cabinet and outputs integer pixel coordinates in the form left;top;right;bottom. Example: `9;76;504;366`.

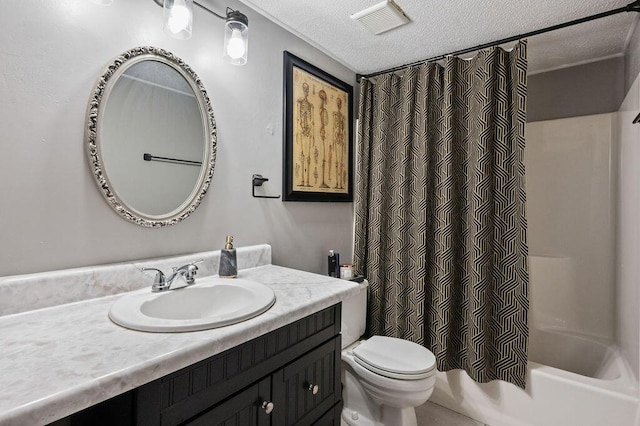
182;336;339;426
60;304;342;426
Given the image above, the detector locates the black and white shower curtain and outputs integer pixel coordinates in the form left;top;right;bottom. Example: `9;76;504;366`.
354;41;529;388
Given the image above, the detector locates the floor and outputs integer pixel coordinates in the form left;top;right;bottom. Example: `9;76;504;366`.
415;402;488;426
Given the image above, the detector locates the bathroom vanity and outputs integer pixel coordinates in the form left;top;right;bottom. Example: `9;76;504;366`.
63;305;342;425
0;245;360;425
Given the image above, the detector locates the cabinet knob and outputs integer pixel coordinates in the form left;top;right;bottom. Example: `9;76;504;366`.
261;400;275;414
308;384;319;395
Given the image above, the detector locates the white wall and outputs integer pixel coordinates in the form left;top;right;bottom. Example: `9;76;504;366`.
0;0;355;276
616;74;640;382
526;114;616;340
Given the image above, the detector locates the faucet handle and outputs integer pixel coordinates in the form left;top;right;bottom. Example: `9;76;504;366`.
184;259;203;283
174;259;203;271
142;267;166;290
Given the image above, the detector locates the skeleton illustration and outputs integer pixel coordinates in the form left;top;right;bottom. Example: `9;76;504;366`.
295;82;314;187
333;97;346;189
318;90;330;188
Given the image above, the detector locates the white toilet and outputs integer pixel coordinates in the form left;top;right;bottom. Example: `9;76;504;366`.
341;280;437;426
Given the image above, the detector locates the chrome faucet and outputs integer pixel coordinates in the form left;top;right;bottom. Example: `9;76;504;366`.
142;260;203;292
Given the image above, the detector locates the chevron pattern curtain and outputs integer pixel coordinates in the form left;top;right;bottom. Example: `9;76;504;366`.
354;41;529;388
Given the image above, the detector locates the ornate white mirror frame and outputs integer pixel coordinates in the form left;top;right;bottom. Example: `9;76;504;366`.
85;46;217;227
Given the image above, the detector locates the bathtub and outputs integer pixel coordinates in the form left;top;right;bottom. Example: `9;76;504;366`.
430;327;639;426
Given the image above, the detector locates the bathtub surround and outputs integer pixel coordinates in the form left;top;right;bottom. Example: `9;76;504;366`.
354;42;529;388
617;72;640;383
526;114;616;339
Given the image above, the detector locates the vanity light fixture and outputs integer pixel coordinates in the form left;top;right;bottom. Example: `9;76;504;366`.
223;8;249;65
153;0;249;65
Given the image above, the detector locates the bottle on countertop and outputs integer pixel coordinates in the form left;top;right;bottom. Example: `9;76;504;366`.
328;250;337;278
219;236;238;278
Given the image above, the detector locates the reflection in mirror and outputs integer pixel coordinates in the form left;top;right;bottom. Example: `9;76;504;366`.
86;46;216;227
101;61;204;215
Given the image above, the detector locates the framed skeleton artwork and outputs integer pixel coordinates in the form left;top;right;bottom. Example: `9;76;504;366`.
283;51;353;202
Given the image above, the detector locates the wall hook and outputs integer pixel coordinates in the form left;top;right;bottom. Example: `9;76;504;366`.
252;174;280;199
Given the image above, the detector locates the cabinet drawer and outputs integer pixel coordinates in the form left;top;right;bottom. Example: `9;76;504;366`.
272;336;341;426
184;377;271;426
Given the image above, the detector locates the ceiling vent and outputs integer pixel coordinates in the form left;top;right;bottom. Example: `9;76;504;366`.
350;0;411;35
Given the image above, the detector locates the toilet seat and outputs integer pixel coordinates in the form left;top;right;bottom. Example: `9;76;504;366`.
352;336;436;380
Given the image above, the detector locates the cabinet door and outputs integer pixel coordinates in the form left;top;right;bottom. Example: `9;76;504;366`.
184;377;272;426
271;336;341;426
311;403;343;426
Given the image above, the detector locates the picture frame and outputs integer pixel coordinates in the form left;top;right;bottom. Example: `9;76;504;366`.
283;51;354;202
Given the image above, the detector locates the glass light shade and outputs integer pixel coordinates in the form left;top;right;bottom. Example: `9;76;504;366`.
163;0;193;40
223;12;248;66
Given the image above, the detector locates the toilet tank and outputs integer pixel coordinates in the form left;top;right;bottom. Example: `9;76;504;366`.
341;279;368;348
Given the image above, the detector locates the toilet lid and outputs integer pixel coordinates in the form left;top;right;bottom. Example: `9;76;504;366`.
352;336;436;380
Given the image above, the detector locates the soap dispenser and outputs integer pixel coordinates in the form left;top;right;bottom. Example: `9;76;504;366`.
219;236;238;278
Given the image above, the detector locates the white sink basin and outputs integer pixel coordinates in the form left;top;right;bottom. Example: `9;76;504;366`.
109;277;276;332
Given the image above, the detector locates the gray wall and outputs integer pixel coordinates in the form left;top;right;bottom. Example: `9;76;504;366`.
527;56;625;122
0;0;355;276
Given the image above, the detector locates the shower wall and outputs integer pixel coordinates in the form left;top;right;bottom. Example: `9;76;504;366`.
525;113;616;340
616;73;640;382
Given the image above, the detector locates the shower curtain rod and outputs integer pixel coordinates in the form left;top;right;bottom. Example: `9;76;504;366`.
357;0;640;81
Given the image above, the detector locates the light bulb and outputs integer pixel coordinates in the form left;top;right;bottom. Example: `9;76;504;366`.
222;10;248;65
226;28;246;59
167;1;190;34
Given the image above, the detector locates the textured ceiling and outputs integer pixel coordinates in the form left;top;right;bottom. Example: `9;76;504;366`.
229;0;638;75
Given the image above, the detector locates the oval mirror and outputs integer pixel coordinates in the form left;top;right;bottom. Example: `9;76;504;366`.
86;46;216;227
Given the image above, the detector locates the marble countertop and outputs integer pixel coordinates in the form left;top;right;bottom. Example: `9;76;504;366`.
0;265;361;426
